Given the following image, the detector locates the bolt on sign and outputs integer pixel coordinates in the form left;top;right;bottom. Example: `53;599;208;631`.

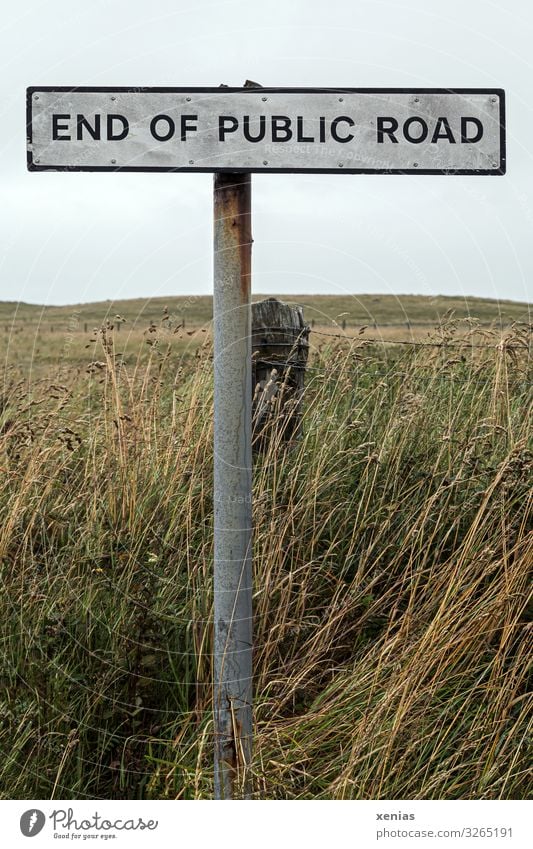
27;87;505;174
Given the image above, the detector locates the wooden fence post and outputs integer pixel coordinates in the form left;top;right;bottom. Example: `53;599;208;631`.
251;298;309;450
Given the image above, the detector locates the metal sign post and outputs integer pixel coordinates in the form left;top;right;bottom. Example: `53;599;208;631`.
26;84;506;801
213;172;253;799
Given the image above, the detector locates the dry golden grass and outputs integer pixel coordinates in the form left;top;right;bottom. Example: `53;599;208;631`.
0;311;531;799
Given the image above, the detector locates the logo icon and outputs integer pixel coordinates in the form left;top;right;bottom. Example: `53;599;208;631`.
20;810;46;837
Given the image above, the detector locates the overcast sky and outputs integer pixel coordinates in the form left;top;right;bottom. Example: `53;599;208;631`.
1;0;532;306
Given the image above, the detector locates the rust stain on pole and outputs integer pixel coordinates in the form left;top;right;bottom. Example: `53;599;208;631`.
213;171;253;799
216;171;252;303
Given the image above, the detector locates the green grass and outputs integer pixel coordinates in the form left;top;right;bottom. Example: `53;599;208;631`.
0;310;531;799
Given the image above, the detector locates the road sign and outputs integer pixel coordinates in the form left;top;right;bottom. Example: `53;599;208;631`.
26;81;507;800
27;87;505;175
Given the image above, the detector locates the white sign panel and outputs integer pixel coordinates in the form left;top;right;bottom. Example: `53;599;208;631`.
27;87;506;175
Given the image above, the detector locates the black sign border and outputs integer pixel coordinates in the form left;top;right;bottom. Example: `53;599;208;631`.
26;87;506;175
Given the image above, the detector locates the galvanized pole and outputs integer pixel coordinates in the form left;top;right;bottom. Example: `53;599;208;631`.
213;172;253;799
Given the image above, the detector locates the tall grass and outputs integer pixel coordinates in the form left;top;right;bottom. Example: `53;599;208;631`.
0;317;531;799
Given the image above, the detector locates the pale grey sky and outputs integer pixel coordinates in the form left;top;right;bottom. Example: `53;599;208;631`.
1;0;532;305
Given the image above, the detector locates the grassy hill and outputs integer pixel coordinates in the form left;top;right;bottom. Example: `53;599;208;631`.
1;292;530;331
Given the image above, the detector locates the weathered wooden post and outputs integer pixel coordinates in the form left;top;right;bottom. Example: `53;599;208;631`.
252;298;309;451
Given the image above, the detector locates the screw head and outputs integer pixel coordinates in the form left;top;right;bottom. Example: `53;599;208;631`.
413;162;419;168
263;160;268;165
34;158;40;163
111;159;116;164
34;94;39;100
186;97;191;102
110;96;116;101
414;97;419;103
261;96;267;102
189;159;194;164
338;162;344;168
338;97;344;102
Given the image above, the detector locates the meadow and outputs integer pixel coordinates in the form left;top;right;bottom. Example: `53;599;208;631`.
1;291;529;334
0;295;531;799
